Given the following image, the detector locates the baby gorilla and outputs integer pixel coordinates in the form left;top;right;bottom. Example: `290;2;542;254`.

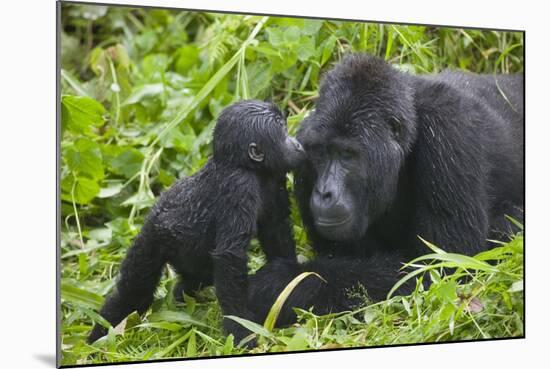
88;100;304;344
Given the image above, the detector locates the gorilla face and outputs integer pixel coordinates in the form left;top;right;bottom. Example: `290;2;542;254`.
306;134;368;241
298;112;405;241
296;54;417;242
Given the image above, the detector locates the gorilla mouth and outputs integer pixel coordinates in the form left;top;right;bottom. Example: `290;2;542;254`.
315;214;352;228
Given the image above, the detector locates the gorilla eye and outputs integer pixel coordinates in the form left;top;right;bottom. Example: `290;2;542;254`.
390;120;401;138
341;148;355;160
248;143;265;162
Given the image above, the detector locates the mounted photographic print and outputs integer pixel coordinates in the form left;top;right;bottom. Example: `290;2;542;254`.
57;0;525;366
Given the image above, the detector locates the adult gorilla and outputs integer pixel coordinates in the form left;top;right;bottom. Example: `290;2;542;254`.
248;53;523;327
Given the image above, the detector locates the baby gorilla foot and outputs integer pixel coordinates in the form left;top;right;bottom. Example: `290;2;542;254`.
87;324;108;344
172;276;210;302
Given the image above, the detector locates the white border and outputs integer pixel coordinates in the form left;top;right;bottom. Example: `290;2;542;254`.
1;1;548;368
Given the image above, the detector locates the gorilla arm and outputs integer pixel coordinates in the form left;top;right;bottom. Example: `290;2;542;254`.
248;252;415;327
256;176;297;261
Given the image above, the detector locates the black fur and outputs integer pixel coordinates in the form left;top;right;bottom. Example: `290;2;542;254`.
248;253;415;326
248;54;524;327
88;100;304;344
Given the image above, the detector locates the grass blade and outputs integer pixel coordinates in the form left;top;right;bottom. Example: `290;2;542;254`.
263;271;326;332
148;310;210;329
61;282;104;310
153;330;193;358
418;236;446;254
225;315;272;338
405;253;498;273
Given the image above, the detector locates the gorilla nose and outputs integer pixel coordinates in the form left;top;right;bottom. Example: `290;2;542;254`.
290;136;304;153
311;185;352;228
320;190;333;202
312;183;337;206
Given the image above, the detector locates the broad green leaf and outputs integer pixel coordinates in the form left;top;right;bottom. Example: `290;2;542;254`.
252;43;280;57
222;334;234;355
74;177;100;204
61;95;106;134
109;149;144;178
174;46;199;75
120;190;155;209
283;26;301;43
109;44;130;68
303;20;323;35
285;329;309;351
64;139;104;180
87;227;112;242
271;17;304;28
97;182;123;198
61;176;100;205
439;302;456;321
135;30;158;54
159;126;195;152
297;36;316;61
247;61;272;97
142;53;169;79
122;84;164;105
157;169;176;187
89;47;108;77
434;280;457;303
266;27;284;47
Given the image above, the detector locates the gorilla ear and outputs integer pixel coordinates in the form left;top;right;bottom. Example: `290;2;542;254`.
248;143;265;162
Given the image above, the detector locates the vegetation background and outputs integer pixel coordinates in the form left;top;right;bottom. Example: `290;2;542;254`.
59;3;524;365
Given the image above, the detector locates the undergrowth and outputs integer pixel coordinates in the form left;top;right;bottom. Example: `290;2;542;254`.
59;3;524;365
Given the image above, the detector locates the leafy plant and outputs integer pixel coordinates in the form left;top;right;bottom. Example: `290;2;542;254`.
59;4;523;365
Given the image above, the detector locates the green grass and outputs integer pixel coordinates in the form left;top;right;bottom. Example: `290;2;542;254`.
59;4;524;365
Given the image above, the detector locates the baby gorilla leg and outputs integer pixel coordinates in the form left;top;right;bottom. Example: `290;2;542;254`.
88;224;166;343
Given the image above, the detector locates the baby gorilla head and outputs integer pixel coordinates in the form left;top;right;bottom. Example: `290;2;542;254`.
213;100;305;173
